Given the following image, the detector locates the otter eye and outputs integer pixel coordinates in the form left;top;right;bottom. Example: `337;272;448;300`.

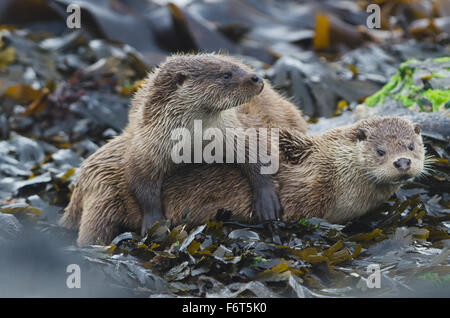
408;143;414;151
377;150;385;157
223;72;232;79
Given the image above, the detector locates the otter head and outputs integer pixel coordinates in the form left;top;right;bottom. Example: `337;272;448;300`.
150;54;264;115
352;117;425;185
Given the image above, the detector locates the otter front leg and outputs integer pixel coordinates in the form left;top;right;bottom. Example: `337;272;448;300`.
127;176;165;236
239;163;282;221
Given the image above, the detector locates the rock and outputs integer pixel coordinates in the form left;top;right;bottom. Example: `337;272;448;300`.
0;213;23;243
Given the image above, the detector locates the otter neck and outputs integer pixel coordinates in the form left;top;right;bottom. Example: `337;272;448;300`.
133;103;237;160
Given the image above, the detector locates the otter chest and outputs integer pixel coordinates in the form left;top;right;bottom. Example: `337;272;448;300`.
325;182;398;223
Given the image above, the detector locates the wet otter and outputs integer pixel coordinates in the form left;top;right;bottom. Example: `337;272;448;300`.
160;116;427;224
63;117;427;246
122;54;287;235
60;53;307;245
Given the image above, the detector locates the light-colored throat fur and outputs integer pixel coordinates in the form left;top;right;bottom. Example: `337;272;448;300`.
130;105;238;173
324;143;399;223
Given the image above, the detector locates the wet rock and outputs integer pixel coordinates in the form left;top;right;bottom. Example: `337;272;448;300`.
0;114;9;139
51;149;82;168
0;213;22;243
228;228;260;241
268;54;380;117
69;92;129;131
10;135;45;168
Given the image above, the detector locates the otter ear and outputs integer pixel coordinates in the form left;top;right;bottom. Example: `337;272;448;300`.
175;72;187;86
354;128;367;142
413;123;421;135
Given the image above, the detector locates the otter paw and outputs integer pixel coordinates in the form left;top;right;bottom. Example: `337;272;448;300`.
141;210;165;236
252;186;282;221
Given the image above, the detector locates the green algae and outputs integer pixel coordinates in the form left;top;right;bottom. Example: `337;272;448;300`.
417;272;450;288
365;57;450;111
433;57;450;63
422;89;450;110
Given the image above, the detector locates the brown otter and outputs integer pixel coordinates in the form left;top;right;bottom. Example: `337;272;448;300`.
160;116;427;224
62;117;427;246
59;54;307;245
119;53;291;235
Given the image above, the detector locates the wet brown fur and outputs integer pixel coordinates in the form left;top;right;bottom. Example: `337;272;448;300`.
59;54;307;246
161;116;426;225
61;117;425;246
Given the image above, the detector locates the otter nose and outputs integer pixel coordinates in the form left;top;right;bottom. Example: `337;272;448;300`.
250;74;263;84
393;158;411;171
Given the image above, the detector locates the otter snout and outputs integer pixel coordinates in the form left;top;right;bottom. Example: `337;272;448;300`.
248;73;264;93
250;74;263;84
393;158;411;171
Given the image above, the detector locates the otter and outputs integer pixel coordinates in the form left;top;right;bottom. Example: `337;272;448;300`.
159;116;427;224
60;53;307;246
63;117;427;246
122;53;288;235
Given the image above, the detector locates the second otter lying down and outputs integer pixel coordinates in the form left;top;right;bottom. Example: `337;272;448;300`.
63;117;426;246
163;116;426;224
